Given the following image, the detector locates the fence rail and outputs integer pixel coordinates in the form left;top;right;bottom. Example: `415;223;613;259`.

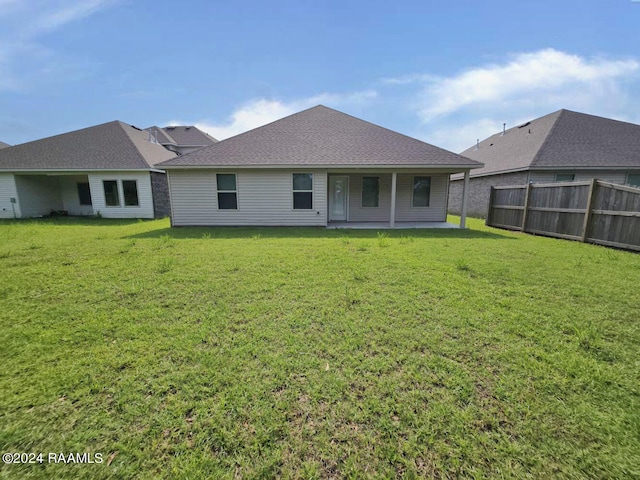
486;179;640;252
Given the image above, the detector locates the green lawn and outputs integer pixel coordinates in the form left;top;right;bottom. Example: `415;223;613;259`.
0;217;638;479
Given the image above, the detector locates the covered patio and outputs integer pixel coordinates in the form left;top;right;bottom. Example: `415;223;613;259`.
327;221;459;229
326;169;472;229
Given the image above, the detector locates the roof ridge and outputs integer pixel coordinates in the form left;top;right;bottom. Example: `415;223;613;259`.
159;127;178;145
117;122;157;169
529;110;565;167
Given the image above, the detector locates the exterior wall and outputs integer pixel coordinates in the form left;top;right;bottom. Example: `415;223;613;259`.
448;172;529;219
168;169;328;226
344;173;449;222
150;172;170;218
14;175;63;217
0;173;20;219
395;173;449;222
88;172;155;219
528;170;638;184
347;174;392;221
58;175;94;216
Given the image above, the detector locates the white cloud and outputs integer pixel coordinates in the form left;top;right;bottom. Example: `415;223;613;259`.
380;49;640;152
167;90;378;140
418;118;502;154
0;0;117;91
417;49;639;121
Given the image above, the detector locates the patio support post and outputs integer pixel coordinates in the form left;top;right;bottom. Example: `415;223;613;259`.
390;171;397;227
460;170;470;229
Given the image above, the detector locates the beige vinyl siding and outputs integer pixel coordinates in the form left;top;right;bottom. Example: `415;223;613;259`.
529;170;631;184
14;175;63;217
395;174;448;222
88;172;154;219
168;169;328;226
0;173;20;218
348;174;392;221
58;175;94;216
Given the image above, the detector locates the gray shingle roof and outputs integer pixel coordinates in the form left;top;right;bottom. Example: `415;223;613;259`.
0;121;177;170
162;126;218;146
145;126;175;145
159;105;481;169
0;141;10;149
459;109;640;177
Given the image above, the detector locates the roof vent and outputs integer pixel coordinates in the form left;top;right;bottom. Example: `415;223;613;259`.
517;121;531;129
500;123;506;136
475;139;479;150
185;127;191;130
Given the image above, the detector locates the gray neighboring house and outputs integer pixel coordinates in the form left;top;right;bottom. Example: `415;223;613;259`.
449;109;640;218
0;141;10;149
145;126;218;155
0;121;177;219
159;105;482;228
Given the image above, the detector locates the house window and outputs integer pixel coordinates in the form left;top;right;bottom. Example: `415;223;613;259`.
122;180;139;206
103;180;120;206
77;182;92;206
293;173;313;209
362;176;379;207
555;173;575;182
627;174;640;187
412;176;431;207
217;173;237;209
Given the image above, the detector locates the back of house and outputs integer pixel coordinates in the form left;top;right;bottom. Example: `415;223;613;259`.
157;105;482;228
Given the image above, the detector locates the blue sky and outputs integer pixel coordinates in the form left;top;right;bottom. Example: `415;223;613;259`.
1;0;639;152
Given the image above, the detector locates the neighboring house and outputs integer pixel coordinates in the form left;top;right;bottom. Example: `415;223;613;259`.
145;126;218;155
449;109;640;218
0;121;177;219
0;141;10;149
159;105;482;228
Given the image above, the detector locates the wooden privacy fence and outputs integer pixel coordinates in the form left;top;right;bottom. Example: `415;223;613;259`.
487;179;640;251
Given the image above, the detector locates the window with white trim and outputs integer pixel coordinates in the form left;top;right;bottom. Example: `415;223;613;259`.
122;180;139;206
412;176;431;207
217;174;237;209
293;173;313;209
362;177;379;207
103;180;119;207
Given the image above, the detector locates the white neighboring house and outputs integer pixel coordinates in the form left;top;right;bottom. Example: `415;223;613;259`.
158;105;482;228
145;126;218;155
0;121;177;219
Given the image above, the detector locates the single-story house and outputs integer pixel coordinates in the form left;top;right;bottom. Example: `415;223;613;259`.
158;105;483;228
0;121;177;219
145;126;218;155
449;109;640;218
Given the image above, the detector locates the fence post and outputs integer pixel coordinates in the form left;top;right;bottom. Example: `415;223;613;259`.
581;178;597;243
521;182;532;232
486;186;494;226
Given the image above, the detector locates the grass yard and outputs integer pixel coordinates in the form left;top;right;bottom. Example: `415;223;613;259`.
0;217;639;479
